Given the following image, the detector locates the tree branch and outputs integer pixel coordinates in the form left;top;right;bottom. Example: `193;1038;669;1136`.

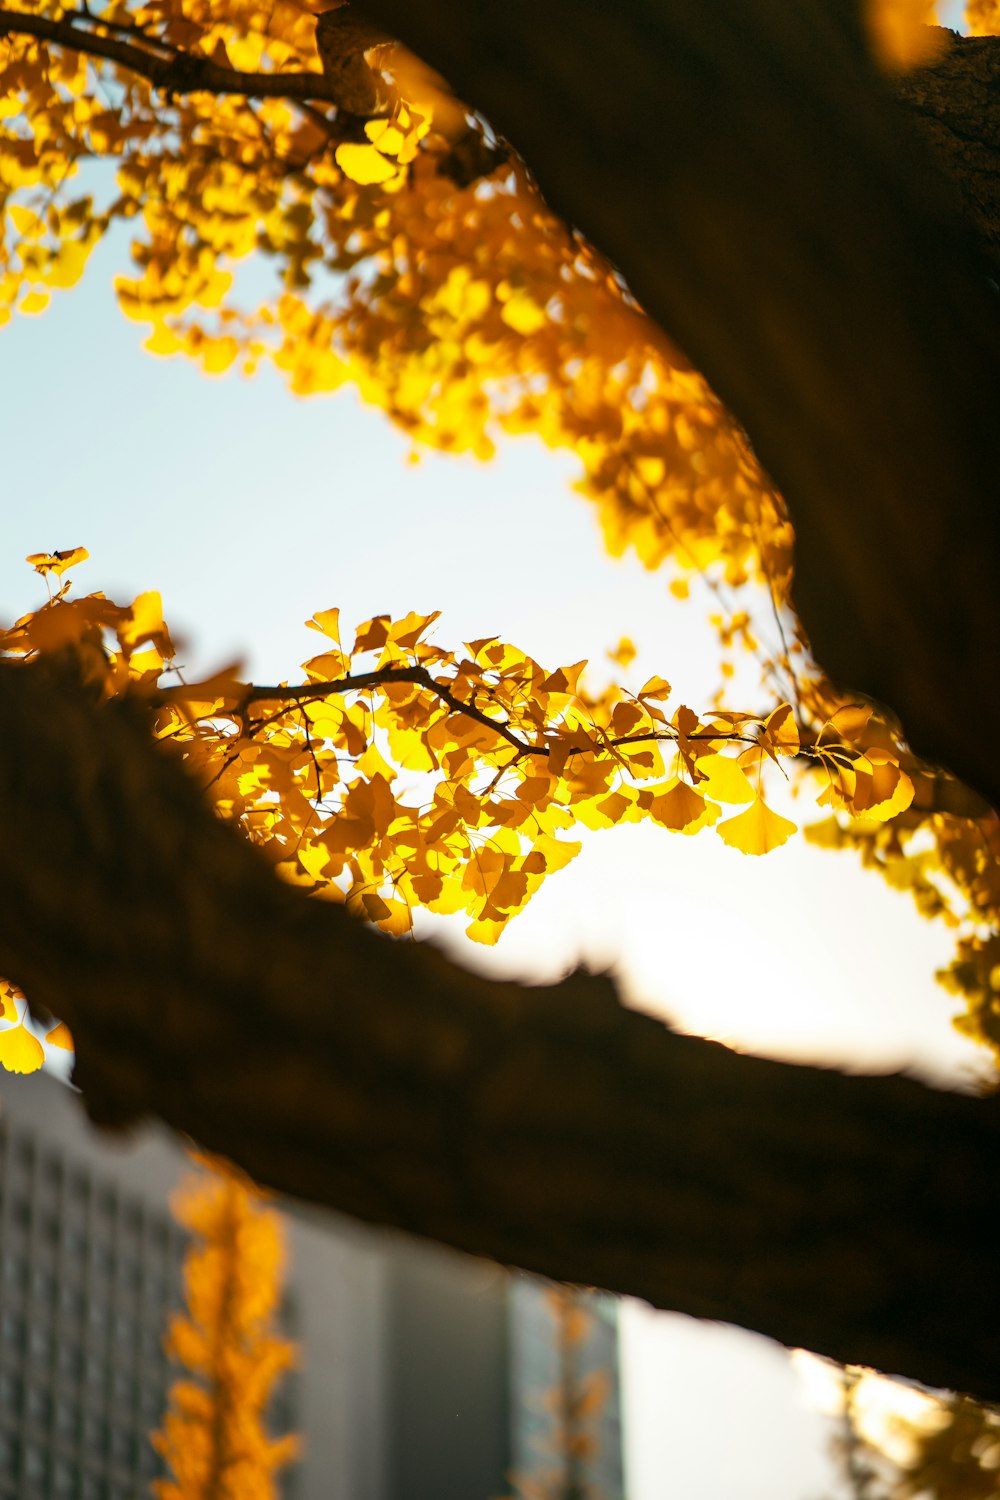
3;656;1000;1402
0;5;374;110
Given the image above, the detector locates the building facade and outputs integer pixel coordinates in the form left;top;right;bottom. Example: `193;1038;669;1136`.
0;1072;622;1500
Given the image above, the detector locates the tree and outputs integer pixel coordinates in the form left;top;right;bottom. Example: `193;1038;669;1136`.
153;1156;300;1500
1;0;999;1409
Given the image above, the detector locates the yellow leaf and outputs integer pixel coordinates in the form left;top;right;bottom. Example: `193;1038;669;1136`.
465;914;508;946
45;240;90;289
0;1023;45;1075
25;546;89;577
647;780;706;831
307;607;342;642
717;798;797;855
760;702;800;760
364;120;407;154
45;1021;74;1050
500;292;548;335
824;703;873;742
19;289;50;315
354;615;390;652
120;590;175;658
389;610;441;649
532;834;581;873
695;753;755;804
144;323;184;356
335;143;398;186
848;752;915;822
9;204;44;238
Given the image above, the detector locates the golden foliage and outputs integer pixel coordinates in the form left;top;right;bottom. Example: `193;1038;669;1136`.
0;559;927;965
0;0;791;601
965;0;1000;34
153;1155;299;1500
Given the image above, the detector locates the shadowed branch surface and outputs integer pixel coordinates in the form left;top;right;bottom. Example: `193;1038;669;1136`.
2;658;1000;1403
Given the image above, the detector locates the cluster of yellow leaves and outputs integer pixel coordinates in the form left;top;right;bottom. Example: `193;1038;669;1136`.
0;0;792;600
153;1155;299;1500
1;557;922;956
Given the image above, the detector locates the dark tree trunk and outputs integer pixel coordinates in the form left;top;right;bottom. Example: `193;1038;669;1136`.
2;660;1000;1403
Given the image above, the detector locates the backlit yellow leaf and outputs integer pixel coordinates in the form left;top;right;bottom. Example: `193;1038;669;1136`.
45;1021;74;1050
696;753;755;804
500;292;548;335
335;143;398;186
717;797;797;855
648;780;706;831
761;702;800;759
824;704;873;741
19;289;50;315
0;1023;45;1075
26;546;89;577
9;204;44;238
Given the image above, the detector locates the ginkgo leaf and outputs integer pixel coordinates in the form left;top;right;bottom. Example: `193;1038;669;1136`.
45;1021;74;1050
0;1023;45;1075
848;752;915;821
26;546;89;576
364;120;407;155
695;753;755;804
9;204;45;238
335;143;398;186
500;291;548;335
760;702;800;760
307;607;342;640
823;703;873;741
647;780;706;831
19;290;50;316
119;590;176;658
717;797;797;855
466;914;508;946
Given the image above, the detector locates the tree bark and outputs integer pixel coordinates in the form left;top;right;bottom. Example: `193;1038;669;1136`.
895;31;1000;284
2;658;1000;1403
358;0;1000;811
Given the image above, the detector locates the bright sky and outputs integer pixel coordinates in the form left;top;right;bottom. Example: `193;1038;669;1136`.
1;189;985;1498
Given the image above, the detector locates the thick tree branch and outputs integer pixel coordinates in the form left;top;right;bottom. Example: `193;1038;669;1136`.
0;6;381;109
2;657;1000;1402
0;7;335;103
895;31;1000;282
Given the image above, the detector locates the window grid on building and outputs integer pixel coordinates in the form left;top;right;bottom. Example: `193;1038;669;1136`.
0;1118;186;1500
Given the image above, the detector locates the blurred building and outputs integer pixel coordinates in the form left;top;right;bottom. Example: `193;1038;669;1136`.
0;1072;623;1500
